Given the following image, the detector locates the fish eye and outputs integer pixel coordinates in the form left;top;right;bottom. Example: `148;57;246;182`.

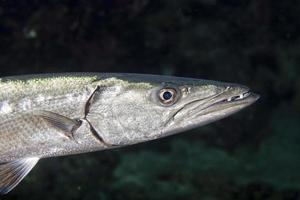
158;87;178;105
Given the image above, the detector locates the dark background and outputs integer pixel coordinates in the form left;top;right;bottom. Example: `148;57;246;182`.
1;0;300;199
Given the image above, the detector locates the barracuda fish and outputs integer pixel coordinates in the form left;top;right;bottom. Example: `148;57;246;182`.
0;73;259;194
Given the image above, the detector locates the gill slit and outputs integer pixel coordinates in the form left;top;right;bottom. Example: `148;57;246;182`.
83;86;116;147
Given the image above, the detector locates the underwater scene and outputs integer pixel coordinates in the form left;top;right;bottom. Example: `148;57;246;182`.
0;0;299;199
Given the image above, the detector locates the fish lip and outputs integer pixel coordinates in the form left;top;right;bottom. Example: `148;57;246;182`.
188;90;260;122
197;89;260;115
211;91;260;107
169;86;259;125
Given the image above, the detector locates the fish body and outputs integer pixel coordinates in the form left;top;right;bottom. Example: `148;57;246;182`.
0;73;259;194
0;74;102;163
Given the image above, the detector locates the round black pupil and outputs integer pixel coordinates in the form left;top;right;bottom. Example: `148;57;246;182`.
163;91;173;100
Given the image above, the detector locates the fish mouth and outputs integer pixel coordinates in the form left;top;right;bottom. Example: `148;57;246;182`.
166;86;259;130
207;90;259;109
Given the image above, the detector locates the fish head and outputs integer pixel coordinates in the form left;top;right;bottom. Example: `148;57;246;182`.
86;74;259;146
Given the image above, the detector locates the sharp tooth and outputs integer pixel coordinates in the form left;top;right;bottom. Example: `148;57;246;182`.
227;97;232;101
239;94;244;99
243;92;250;98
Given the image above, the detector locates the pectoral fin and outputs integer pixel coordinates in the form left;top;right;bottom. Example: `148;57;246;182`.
36;111;82;139
0;157;39;195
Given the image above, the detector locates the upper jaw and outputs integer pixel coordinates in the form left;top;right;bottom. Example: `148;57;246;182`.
208;86;260;108
170;84;259;125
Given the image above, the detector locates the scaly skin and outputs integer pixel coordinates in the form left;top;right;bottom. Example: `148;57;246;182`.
0;75;99;162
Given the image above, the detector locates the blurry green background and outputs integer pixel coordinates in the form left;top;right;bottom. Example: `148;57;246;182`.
0;0;300;199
